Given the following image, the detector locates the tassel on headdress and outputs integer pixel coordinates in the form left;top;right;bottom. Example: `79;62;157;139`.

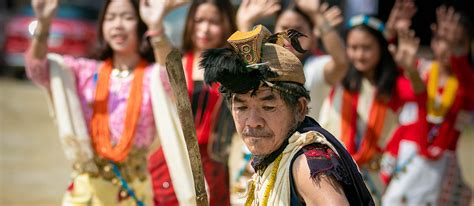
266;29;307;53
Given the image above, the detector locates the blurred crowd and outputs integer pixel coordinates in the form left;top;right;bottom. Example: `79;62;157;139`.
12;0;474;205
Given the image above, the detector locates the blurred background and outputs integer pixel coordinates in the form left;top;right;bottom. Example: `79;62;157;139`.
1;0;473;205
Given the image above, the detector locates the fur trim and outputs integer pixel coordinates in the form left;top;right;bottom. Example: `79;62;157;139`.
201;48;278;93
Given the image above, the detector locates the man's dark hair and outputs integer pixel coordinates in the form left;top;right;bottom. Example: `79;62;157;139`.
222;81;310;113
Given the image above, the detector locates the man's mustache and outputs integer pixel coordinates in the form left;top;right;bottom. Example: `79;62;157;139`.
241;127;273;138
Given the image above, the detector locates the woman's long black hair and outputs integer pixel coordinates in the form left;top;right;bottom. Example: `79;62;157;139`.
93;0;154;62
343;25;400;100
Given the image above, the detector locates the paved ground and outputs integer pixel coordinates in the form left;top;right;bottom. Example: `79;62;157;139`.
1;77;473;205
0;77;70;205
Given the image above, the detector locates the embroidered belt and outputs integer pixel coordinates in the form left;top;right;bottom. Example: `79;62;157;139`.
72;148;148;183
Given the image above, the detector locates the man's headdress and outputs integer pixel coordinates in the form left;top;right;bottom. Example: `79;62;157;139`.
201;25;306;94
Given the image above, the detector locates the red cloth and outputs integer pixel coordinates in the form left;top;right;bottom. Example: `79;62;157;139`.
148;149;179;206
420;56;474;158
184;52;222;145
384;56;474;161
327;74;419;164
328;74;419;114
388;75;420;111
149;146;230;206
148;52;230;206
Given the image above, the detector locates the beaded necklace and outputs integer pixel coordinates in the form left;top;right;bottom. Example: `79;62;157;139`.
427;62;458;124
90;59;147;162
245;153;283;206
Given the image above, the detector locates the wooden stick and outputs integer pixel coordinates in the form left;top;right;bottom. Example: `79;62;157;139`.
165;49;209;206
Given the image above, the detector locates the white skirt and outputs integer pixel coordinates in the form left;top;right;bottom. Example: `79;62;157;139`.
382;140;471;206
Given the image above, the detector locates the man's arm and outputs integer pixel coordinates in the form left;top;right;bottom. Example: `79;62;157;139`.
292;154;349;205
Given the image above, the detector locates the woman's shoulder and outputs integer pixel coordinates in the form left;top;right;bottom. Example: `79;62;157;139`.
55;54;100;70
61;55;100;67
56;55;102;80
304;55;332;68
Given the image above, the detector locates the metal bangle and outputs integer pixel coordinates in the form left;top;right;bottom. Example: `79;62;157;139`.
32;27;49;41
149;34;169;48
318;20;333;37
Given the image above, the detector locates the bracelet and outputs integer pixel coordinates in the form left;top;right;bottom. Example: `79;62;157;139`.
318;23;333;37
149;34;169;48
315;16;333;37
32;28;49;41
145;28;165;38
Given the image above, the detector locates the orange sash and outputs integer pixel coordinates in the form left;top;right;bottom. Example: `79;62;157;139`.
90;59;147;162
340;89;387;165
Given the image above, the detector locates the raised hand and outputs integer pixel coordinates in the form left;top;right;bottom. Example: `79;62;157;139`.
317;3;343;27
236;0;281;31
431;6;466;55
295;0;342;28
31;0;59;22
385;0;417;39
307;3;343;37
294;0;320;16
139;0;189;30
294;0;346;86
390;29;419;71
390;29;425;93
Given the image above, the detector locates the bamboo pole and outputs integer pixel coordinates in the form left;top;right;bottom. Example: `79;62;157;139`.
165;49;209;205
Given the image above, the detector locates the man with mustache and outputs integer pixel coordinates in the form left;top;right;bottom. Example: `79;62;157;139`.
201;25;374;205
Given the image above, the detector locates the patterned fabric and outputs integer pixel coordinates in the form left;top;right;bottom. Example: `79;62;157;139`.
382;141;472;206
437;155;472;205
301;144;350;185
289;143;351;206
25;51;157;148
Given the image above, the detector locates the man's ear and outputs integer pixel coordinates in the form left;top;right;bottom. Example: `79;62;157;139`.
297;97;308;122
